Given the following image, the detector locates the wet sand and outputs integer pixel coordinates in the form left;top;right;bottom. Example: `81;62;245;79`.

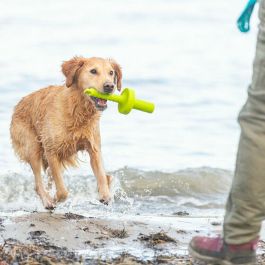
0;212;265;264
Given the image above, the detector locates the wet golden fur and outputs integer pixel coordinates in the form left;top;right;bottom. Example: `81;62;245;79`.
10;56;122;209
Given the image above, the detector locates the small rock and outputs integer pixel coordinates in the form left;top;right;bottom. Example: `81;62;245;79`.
173;211;189;216
64;213;85;220
211;221;221;226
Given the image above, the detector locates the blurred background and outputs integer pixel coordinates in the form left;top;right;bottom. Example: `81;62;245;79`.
0;0;260;215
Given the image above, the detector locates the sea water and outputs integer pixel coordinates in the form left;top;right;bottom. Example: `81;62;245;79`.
0;0;259;219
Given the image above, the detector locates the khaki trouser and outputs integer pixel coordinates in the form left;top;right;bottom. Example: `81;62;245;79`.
223;0;265;244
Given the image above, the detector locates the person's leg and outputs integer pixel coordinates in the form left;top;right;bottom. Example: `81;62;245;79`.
223;0;265;243
189;1;265;263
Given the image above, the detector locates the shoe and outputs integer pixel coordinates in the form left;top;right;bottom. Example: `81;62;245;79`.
189;236;258;265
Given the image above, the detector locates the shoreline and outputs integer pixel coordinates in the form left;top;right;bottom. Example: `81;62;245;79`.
1;212;265;264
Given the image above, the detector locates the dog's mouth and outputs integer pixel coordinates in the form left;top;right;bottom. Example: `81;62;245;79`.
91;97;108;111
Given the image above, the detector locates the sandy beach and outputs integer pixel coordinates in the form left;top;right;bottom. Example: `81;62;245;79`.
0;0;264;264
0;212;264;264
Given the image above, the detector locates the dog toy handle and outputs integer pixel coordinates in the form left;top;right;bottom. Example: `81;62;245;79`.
237;0;257;32
84;88;155;114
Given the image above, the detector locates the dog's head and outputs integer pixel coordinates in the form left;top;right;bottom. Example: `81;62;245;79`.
62;56;122;111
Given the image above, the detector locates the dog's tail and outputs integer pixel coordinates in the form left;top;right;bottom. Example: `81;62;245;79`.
42;154;79;173
42;158;49;172
61;154;79;169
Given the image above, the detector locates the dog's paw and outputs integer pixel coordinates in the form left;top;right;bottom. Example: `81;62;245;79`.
55;189;69;203
98;188;111;205
99;199;110;205
45;203;56;211
41;194;56;210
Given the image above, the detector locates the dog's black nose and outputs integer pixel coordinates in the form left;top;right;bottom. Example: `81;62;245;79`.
103;82;114;93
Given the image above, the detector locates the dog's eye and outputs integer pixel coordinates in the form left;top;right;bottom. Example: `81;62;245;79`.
90;69;97;74
109;70;114;76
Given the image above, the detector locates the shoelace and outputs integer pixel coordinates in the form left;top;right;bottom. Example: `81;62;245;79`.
237;0;258;32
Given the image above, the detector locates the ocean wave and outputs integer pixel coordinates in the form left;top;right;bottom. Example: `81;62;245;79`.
0;167;232;206
0;166;230;215
114;167;232;197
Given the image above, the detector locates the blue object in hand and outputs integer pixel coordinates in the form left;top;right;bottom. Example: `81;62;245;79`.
237;0;257;33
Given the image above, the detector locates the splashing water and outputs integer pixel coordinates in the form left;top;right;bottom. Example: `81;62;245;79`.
0;167;232;217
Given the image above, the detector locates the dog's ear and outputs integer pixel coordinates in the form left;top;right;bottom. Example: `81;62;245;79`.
109;59;122;91
62;57;85;87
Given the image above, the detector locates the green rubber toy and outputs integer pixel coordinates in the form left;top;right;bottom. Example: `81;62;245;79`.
84;88;155;114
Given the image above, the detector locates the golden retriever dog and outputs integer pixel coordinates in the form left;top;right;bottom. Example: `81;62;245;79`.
10;56;122;209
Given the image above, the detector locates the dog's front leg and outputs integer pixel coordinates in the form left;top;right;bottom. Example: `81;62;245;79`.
46;154;69;203
88;145;111;204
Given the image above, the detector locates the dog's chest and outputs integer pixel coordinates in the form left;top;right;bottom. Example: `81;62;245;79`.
69;125;96;152
51;119;99;157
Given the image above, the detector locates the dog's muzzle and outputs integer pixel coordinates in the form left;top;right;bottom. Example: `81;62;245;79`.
90;96;108;111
